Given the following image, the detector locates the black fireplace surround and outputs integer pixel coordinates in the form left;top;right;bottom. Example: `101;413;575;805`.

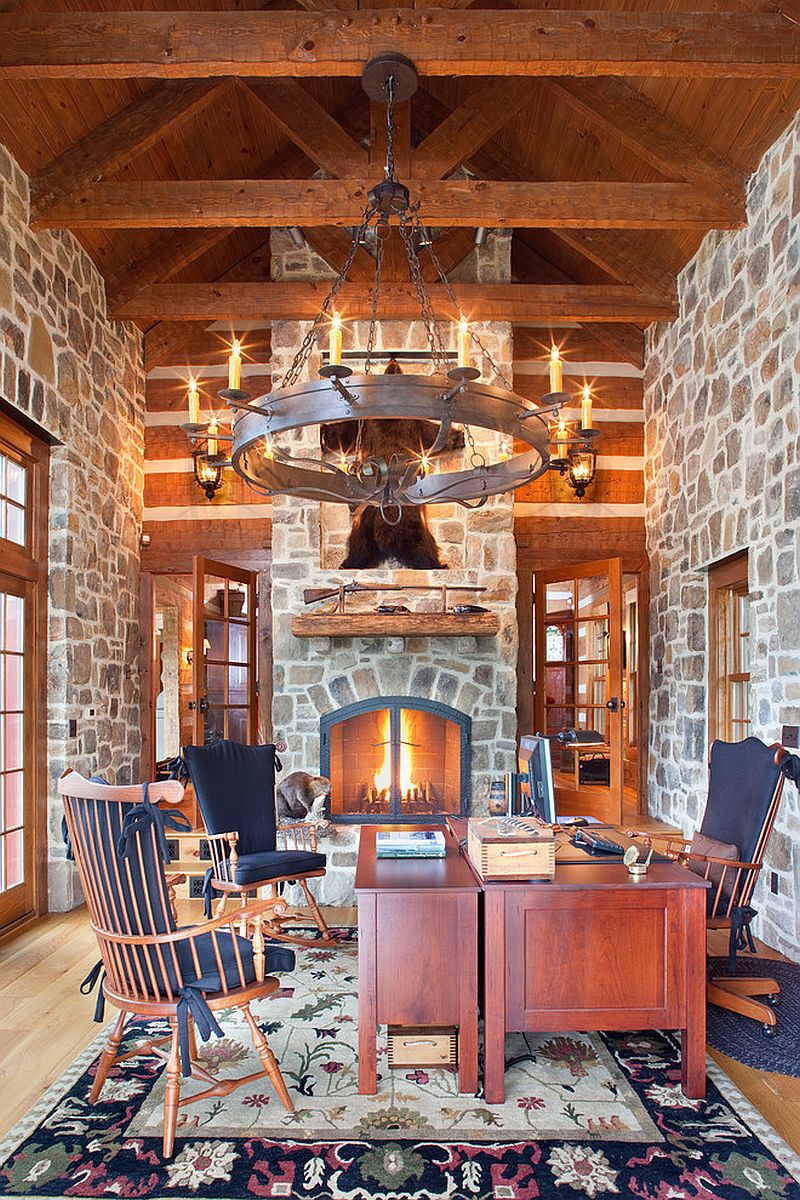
320;695;471;823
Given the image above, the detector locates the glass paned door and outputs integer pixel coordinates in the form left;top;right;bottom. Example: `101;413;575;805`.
0;575;33;927
192;558;258;746
534;558;624;823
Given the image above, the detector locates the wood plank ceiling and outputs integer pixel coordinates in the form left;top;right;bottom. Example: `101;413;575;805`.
0;0;798;544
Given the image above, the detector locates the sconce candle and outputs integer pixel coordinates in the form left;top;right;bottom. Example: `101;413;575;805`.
581;384;593;431
227;339;242;391
207;415;220;457
187;376;200;425
329;312;343;366
457;316;471;369
549;346;563;394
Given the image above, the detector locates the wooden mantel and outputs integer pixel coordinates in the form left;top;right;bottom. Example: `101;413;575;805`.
291;611;500;638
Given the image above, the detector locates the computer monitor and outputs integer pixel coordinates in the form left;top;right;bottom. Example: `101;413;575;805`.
518;734;557;825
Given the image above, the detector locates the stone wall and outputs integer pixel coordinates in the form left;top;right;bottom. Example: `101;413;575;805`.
644;111;800;957
0;141;145;910
268;229;518;902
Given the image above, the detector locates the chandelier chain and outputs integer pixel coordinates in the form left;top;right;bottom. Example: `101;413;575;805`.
400;211;448;370
365;228;384;374
384;74;396;181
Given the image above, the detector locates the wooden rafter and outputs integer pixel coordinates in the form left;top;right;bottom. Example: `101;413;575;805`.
0;10;797;78
31;79;231;221
34;179;743;229
113;281;677;323
411;79;536;180
245;79;369;178
543;77;745;201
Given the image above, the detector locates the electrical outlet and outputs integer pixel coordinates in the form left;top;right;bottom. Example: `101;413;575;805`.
83;706;99;720
770;872;779;895
781;725;799;749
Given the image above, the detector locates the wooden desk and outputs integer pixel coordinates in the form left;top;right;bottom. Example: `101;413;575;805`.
355;825;480;1096
480;859;709;1104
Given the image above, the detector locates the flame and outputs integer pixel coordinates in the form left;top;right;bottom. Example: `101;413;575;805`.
373;710;417;797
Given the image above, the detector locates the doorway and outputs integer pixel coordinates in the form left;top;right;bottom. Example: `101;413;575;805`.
0;410;49;934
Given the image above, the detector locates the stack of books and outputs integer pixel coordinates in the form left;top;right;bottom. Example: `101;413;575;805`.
376;830;447;858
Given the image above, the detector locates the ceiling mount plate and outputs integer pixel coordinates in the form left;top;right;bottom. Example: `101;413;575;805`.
361;53;419;104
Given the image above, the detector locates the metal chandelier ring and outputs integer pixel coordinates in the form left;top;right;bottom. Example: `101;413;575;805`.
231;373;552;507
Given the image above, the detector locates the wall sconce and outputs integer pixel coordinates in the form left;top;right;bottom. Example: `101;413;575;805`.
548;382;600;500
565;442;598;498
193;448;226;500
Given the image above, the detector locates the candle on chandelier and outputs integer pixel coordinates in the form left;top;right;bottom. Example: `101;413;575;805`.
187;376;200;426
329;312;343;367
228;339;242;391
555;415;569;445
207;415;219;458
581;384;593;431
549;345;563;395
457;315;471;369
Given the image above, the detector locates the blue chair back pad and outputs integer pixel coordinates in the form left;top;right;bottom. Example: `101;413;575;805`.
703;737;782;864
183;741;279;856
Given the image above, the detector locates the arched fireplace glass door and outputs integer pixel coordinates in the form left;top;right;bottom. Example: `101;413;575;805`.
320;697;471;823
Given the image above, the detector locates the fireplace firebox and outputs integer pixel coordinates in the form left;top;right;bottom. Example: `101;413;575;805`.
320;697;471;823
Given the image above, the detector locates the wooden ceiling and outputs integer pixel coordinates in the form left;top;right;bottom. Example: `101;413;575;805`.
0;0;798;366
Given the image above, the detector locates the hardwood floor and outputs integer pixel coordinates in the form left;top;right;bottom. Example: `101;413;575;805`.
1;906;798;1155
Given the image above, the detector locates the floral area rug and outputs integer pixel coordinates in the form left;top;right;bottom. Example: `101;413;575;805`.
1;930;800;1199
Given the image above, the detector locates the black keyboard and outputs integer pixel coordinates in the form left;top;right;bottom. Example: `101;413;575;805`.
571;829;626;856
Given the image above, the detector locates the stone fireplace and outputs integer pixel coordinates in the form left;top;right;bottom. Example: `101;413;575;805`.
268;229;518;902
321;697;471;822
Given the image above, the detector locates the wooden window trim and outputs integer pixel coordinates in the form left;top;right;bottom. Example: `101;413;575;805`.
708;551;750;747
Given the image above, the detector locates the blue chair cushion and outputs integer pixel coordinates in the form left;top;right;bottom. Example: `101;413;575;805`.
176;928;295;991
229;849;327;887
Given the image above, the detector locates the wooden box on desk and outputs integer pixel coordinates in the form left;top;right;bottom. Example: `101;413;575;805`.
467;818;556;880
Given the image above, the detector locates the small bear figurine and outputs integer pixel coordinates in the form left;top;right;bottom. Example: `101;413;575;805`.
276;771;331;823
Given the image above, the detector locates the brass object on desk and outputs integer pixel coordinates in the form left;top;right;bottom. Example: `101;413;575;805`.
467;817;556;880
624;844;653;877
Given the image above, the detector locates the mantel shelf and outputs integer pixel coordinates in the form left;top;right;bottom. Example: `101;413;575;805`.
291;612;500;639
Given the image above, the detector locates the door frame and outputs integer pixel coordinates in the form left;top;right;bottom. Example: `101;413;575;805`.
0;410;49;935
517;552;650;816
192;556;258;746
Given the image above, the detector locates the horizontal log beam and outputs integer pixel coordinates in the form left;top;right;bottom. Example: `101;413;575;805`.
36;179;743;230
113;281;677;323
0;10;797;78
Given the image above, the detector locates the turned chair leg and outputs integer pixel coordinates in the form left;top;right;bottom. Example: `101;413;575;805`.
89;1009;127;1104
241;1004;295;1113
299;878;330;939
214;893;228;919
187;1015;198;1064
162;1019;182;1159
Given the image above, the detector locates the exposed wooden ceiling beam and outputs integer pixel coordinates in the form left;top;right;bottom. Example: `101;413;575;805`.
31;79;231;222
245;79;369;178
411;79;536;180
543;77;745;202
1;10;797;78
113;281;677;323
412;87;679;301
37;179;742;230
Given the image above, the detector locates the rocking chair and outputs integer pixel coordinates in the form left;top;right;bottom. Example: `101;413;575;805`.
59;770;297;1157
183;739;332;947
634;738;790;1035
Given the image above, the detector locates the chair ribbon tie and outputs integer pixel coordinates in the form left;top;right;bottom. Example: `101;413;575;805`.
202;866;218;920
117;782;193;863
80;960;107;1023
781;751;800;787
176;983;224;1076
729;904;757;970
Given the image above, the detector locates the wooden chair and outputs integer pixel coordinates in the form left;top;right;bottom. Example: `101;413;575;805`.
183;740;333;947
59;770;296;1158
633;738;790;1035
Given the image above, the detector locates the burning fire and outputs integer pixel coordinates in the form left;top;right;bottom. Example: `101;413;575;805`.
373;710;416;798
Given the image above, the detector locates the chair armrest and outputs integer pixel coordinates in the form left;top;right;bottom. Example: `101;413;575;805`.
626;830;693;859
276;821;323;852
204;830;239;882
98;896;290;987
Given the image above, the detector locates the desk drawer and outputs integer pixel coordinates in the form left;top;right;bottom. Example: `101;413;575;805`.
388;1027;457;1068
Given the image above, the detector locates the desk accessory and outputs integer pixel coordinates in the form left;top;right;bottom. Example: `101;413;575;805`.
376;829;446;858
467;817;556;879
570;828;626;856
623;844;653;876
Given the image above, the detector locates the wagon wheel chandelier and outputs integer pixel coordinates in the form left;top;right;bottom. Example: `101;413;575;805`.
183;53;600;514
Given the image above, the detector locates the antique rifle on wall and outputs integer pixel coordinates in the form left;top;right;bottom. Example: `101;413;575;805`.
303;582;487;614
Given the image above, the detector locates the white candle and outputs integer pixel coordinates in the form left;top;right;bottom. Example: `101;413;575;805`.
187;376;200;425
549;345;563;394
228;339;242;391
207;415;219;457
581;383;593;431
457;315;470;369
329;312;343;366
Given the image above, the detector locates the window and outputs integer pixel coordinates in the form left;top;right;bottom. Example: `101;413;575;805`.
709;553;750;744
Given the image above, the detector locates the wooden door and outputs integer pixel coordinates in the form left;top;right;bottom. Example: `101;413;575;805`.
0;415;48;932
192;557;258;746
533;557;624;823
